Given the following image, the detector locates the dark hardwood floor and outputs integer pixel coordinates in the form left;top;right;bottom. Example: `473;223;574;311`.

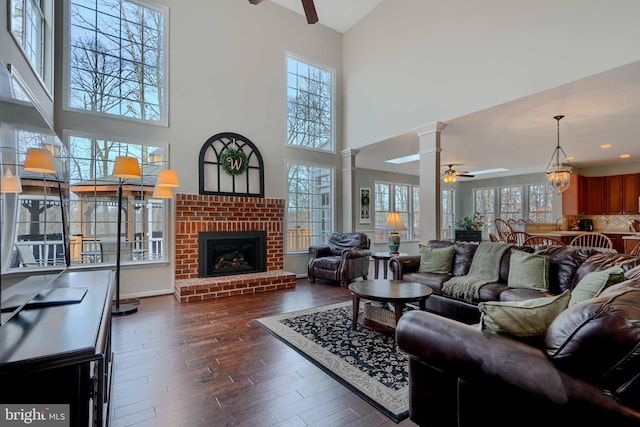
109;278;417;427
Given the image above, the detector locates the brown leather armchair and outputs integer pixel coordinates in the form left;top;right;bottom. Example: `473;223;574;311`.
308;232;371;286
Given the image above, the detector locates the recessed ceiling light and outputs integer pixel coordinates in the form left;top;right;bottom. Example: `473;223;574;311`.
601;144;612;149
386;154;419;164
620;154;631;159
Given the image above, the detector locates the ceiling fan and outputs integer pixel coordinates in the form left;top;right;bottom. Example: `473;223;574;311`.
248;0;319;25
442;164;475;183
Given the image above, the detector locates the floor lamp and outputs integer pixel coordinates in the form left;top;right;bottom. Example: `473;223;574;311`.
24;148;70;267
111;156;141;316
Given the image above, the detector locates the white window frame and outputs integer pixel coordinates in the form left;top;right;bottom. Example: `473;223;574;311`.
62;0;169;126
9;0;54;96
63;129;171;266
527;183;554;223
285;160;335;253
441;189;455;240
285;52;335;153
374;181;419;244
498;185;524;220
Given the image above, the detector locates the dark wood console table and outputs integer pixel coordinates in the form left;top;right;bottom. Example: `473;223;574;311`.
0;270;115;427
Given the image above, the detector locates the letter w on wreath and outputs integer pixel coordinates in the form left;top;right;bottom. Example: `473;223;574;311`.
199;132;265;197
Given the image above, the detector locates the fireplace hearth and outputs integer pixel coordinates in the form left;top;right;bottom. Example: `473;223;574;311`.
198;231;267;278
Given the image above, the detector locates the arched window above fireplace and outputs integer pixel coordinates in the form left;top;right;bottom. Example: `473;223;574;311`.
199;132;265;197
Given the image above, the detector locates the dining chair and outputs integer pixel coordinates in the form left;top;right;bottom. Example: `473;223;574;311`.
523;236;564;246
505;231;530;246
507;218;518;229
489;233;500;242
630;241;640;256
569;233;614;251
494;218;513;242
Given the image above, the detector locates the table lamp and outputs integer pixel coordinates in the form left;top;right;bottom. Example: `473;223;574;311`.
385;211;407;254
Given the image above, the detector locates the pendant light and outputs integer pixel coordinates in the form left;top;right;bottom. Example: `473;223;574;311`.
545;115;572;194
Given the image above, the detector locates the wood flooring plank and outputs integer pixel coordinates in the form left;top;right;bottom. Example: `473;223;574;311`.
109;279;418;427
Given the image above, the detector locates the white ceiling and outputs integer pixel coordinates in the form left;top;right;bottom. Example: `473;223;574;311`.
269;0;383;34
269;1;640;180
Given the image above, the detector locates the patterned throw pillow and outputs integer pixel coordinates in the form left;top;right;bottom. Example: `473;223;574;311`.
418;245;455;274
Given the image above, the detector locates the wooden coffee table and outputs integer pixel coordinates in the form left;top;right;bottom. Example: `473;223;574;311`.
348;279;433;332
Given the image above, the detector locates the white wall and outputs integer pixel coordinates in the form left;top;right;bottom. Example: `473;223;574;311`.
343;0;640;148
1;0;344;296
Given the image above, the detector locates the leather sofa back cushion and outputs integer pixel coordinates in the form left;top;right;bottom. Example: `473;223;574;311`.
571;253;640;289
328;232;369;255
545;279;640;406
426;240;478;276
546;247;595;294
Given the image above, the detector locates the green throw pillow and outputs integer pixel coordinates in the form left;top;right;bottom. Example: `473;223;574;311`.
479;290;571;340
569;266;626;306
507;249;549;292
418;245;455;274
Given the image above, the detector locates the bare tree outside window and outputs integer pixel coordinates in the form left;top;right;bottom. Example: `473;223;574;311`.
68;0;166;123
287;56;333;151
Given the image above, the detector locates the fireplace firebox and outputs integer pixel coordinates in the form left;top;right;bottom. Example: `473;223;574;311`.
198;231;267;278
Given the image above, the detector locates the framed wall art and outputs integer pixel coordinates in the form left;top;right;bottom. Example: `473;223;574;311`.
360;187;371;224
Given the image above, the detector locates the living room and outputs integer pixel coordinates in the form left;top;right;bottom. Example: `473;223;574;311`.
1;0;640;425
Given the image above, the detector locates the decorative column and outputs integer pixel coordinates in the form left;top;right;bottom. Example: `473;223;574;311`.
414;122;447;241
341;148;359;232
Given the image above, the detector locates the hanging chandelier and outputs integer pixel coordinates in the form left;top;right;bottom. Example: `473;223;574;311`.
545;115;572;194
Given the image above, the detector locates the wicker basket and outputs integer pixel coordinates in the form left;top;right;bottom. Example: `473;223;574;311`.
363;302;396;328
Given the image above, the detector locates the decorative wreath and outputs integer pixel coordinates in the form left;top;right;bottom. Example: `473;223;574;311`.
220;147;249;176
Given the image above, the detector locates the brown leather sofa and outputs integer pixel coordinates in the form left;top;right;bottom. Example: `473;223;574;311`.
396;273;640;426
389;240;640;324
308;232;371;286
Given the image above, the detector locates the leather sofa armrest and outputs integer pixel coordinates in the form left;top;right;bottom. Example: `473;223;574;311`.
389;255;421;279
396;310;640;424
309;245;330;259
342;248;371;260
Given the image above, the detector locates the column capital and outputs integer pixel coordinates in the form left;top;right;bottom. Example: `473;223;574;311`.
413;121;447;137
340;148;360;158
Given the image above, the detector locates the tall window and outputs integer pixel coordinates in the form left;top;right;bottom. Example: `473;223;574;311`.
10;0;53;91
474;188;495;237
412;186;420;240
66;0;168;124
528;184;554;222
286;162;334;252
66;134;169;265
374;182;418;243
286;55;334;151
441;189;455;239
499;185;523;220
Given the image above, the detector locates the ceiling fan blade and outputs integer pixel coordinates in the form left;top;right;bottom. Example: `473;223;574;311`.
248;0;265;5
455;173;475;178
301;0;318;24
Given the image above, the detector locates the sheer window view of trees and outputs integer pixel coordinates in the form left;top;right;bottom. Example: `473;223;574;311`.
68;0;166;123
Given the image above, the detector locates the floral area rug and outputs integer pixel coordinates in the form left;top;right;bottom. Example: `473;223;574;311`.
254;301;409;422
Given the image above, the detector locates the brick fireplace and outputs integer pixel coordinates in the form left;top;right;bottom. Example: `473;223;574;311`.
174;194;295;301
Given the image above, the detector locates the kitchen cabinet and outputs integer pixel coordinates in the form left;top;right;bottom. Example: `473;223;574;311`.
563;173;640;215
606;175;624;214
586;176;605;214
562;174;587;215
622;174;640;214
